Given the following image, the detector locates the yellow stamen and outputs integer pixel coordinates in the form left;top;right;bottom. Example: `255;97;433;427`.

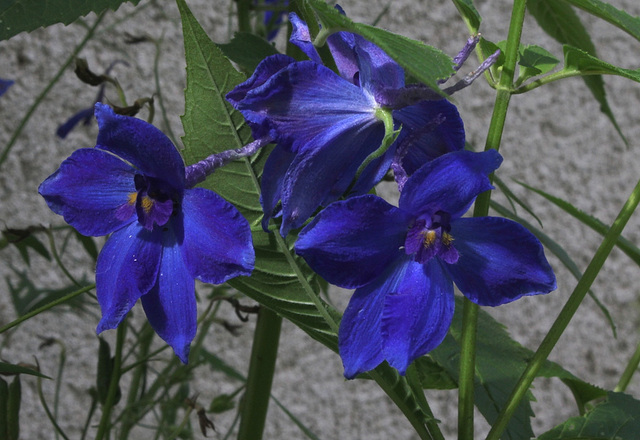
442;232;454;247
127;192;137;205
141;195;154;213
422;230;437;248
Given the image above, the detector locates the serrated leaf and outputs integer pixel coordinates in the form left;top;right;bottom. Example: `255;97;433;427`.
306;0;455;92
217;32;280;74
177;0;337;349
413;357;457;390
538;392;640;439
429;297;604;440
518;44;560;82
527;0;627;144
0;0;140;41
451;0;481;33
563;0;640;43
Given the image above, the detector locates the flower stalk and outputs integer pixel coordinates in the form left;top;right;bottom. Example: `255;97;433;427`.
458;0;528;438
237;307;282;440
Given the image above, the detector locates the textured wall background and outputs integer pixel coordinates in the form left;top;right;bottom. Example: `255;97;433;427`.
1;0;640;438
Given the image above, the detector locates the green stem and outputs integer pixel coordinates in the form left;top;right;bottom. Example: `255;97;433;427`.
615;338;640;392
0;284;94;334
237;307;283;440
0;12;105;170
95;321;127;440
458;2;527;439
236;0;252;33
486;176;640;440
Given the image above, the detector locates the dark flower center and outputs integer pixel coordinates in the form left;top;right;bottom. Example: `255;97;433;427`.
122;174;179;230
404;210;459;265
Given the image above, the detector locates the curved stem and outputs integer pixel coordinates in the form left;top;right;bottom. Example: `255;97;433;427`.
486;175;640;440
237;307;282;440
458;1;527;439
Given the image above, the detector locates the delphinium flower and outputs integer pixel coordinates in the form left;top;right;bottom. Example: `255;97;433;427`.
39;103;255;362
0;78;13;96
227;12;494;236
295;150;557;378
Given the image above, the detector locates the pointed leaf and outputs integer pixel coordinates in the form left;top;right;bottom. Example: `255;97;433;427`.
451;0;481;33
217;32;280;75
0;362;50;379
306;0;455;92
518;44;560;82
563;0;640;43
0;0;140;41
178;0;337;349
538;392;640;440
527;0;627;143
562;44;640;83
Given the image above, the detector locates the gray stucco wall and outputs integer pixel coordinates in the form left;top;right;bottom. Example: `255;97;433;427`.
1;0;640;438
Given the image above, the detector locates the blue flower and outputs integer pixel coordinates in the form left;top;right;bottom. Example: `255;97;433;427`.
39;103;255;362
295;150;556;378
0;78;14;97
227;13;465;235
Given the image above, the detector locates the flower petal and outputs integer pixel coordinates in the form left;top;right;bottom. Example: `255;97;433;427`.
94;103;185;192
279;118;384;234
56;107;94;139
96;222;163;332
181;188;255;284
327;31;359;83
392;100;465;175
339;257;454;378
260;143;296;231
38;148;137;236
141;223;196;363
447;217;557;306
380;259;454;374
289;13;322;64
296;195;411;289
234;61;377;152
354;35;404;97
399;150;502;219
0;78;13;97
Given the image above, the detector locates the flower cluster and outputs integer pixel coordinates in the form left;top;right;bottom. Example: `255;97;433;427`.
227;12;468;235
39;13;555;377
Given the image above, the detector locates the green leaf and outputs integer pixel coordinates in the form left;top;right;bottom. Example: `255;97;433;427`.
413;357;457;390
306;0;455;92
516;179;640;267
562;44;640;83
517;44;560;83
429;297;605;440
562;0;640;43
538;392;640;439
178;0;338;350
0;0;140;41
217;32;280;75
527;0;627;144
451;0;481;33
0;362;51;379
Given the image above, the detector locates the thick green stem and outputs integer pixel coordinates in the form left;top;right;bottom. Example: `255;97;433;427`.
458;2;527;439
0;12;105;170
95;322;127;440
486;176;640;440
237;307;282;440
